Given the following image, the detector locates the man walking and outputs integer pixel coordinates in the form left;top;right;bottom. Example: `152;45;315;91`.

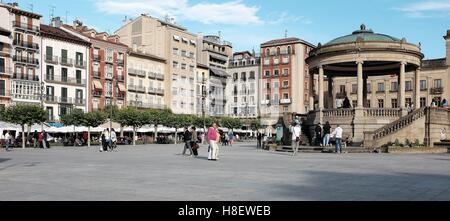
182;127;193;156
291;122;301;156
5;131;12;152
257;132;262;148
322;122;332;147
331;125;344;154
191;127;199;157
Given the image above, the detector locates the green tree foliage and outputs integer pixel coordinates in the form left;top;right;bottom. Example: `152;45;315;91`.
4;105;47;149
165;114;194;144
220;117;242;131
82;111;107;147
149;109;172;142
60;109;85;146
115;107;146;146
250;118;264;131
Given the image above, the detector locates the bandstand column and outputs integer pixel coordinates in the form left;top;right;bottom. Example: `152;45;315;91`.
356;61;364;108
414;68;421;109
318;66;324;110
309;71;314;111
328;75;334;109
399;61;407;114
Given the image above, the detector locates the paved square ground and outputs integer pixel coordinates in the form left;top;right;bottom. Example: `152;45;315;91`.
1;142;450;201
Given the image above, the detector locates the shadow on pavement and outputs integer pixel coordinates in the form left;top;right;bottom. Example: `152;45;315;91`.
0;158;11;163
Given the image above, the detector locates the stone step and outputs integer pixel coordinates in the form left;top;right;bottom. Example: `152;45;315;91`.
278;146;374;153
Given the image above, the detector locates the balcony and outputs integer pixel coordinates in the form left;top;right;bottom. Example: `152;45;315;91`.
12;73;39;81
117;75;125;82
263;58;270;66
74;98;86;106
93;54;101;62
12;21;40;33
261;100;270;105
93;71;102;79
430;87;444;95
0;67;12;77
155;73;164;80
117;59;124;66
128;68;146;77
105;72;113;80
60;57;74;67
336;92;347;99
13;55;39;66
282;56;289;64
13;40;39;51
105;57;114;64
273;59;280;65
241;77;247;82
282;85;289;89
117;93;126;100
128;85;146;93
75;60;87;69
280;99;292;104
92;91;102;97
45;74;86;85
45;55;59;64
45;95;57;103
128;101;166;110
155;88;164;95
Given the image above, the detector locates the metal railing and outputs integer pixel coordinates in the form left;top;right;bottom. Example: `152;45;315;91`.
45;55;59;64
12;21;40;32
93;54;101;61
13;55;39;65
60;57;74;66
74;60;87;68
117;75;125;82
13;40;39;50
128;85;146;93
117;59;124;66
12;73;39;81
0;67;12;76
45;74;86;85
93;71;102;78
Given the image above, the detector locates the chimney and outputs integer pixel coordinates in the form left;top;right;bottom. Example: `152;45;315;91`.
51;17;63;28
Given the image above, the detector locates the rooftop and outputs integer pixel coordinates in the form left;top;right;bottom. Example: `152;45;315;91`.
422;58;447;69
40;24;91;46
261;37;315;48
324;24;402;46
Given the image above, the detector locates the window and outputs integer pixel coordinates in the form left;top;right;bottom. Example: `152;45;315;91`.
434;79;442;88
287;46;292;54
46;46;53;60
189;65;194;72
283;81;289;88
276;47;281;55
405;81;412;91
59;106;69;117
181;50;187;57
172;87;178;95
406;98;412;106
76;70;82;84
249;71;255;79
264;70;270;77
265;94;270;100
76;52;83;65
420;80;427;90
234;97;238;103
173;61;178;69
173;48;179;55
61;68;68;82
266;82;270;89
391;82;398;92
391;99;398;108
378;99;384;108
420;97;426;107
0;80;5;96
106;48;113;62
46;107;54;121
377;83;385;92
283;69;289;76
283;93;289;99
172;74;178;82
274;69;279;76
76;89;83;103
61;87;68;101
46;65;54;80
61;49;68;63
0;58;4;73
340;85;346;93
367;83;372;93
351;84;357;94
283;106;289;112
265;49;270;56
273;82;279;89
181;63;186;70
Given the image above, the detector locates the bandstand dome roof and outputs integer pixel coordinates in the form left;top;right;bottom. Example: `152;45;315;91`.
324;24;401;46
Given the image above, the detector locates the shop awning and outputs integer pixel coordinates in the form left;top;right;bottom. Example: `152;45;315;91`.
92;80;103;90
118;83;126;92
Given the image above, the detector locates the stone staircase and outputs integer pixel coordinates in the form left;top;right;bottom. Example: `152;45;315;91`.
364;107;427;148
277;146;374;153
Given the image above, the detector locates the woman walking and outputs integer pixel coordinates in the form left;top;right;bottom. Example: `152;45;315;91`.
208;123;220;161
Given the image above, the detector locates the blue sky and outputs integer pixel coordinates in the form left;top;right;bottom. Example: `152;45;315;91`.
12;0;450;59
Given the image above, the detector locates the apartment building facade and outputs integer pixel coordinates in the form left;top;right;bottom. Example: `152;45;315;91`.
260;37;315;119
40;21;90;122
0;3;42;106
115;15;197;114
196;62;209;115
0;6;12;108
62;20;128;111
127;48;166;110
226;51;260;119
197;35;232;117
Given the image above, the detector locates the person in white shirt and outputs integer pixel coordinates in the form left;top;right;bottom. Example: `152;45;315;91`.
5;131;12;151
110;128;117;152
330;125;343;154
291;123;302;156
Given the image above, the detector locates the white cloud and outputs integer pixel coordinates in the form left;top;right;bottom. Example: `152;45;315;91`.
93;0;263;25
267;11;312;25
394;0;450;18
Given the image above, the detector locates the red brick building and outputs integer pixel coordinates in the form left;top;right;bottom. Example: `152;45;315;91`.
62;20;128;111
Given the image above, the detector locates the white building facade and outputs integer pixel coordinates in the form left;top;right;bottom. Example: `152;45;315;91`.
40;22;90;122
226;51;260;119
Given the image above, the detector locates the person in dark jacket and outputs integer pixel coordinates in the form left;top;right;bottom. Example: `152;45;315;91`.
182;127;193;156
343;96;352;109
315;123;323;146
191;127;199;157
322;122;332;147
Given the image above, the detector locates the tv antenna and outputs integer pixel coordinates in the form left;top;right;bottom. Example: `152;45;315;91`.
65;11;69;24
50;5;56;21
285;29;288;38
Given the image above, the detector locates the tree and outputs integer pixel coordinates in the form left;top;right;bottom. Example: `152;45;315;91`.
166;114;194;144
250;118;264;131
82;111;107;147
103;104;122;136
220;117;242;131
148;109;172;142
4;105;47;149
60;108;85;146
115;107;146;146
0;106;6;122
